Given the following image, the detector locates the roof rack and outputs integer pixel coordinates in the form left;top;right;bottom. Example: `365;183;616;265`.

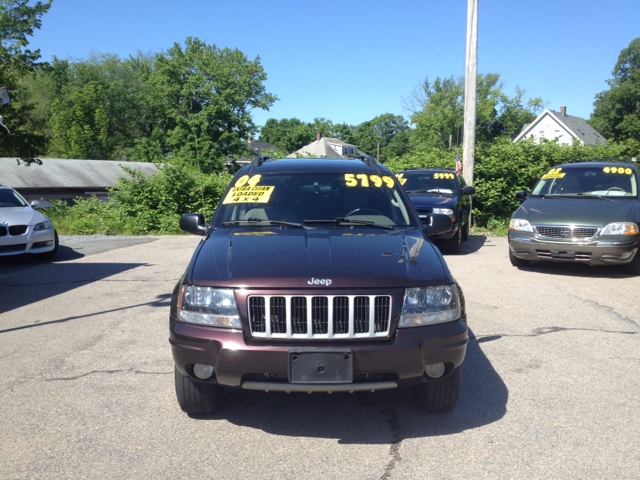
249;154;271;174
567;158;637;164
355;154;382;173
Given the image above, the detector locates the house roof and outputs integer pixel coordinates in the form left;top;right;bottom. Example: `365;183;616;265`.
0;158;160;189
287;136;360;158
514;109;607;146
231;140;282;165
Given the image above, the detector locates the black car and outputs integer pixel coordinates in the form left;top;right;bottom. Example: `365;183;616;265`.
171;155;468;415
508;160;640;274
395;168;475;254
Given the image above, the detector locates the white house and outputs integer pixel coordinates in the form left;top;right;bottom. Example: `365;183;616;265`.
288;133;362;158
513;106;607;146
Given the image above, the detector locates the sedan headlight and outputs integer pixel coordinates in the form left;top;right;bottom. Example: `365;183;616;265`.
398;285;461;328
432;208;454;216
509;218;534;232
177;285;241;328
600;222;639;236
34;220;52;231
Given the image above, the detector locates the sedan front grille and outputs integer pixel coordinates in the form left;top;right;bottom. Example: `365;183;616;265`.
248;295;392;339
534;225;599;240
9;225;28;235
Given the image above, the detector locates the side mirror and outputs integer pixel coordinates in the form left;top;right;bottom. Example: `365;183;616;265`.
30;200;43;209
515;191;528;202
423;214;452;236
180;213;208;236
461;186;475;195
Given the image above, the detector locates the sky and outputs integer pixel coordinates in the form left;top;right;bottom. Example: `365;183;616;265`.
27;0;640;133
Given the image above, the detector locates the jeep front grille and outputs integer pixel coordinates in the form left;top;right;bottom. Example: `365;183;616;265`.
248;295;391;339
534;225;599;240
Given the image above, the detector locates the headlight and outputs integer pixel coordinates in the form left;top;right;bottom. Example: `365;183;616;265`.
398;285;461;328
509;218;533;232
432;208;454;216
34;220;52;231
177;285;241;328
600;222;639;236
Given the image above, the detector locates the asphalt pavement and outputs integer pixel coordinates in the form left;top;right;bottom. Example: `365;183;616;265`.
0;235;638;479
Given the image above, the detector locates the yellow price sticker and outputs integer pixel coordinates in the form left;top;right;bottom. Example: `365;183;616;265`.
434;173;455;179
395;173;407;185
345;174;394;188
603;167;632;175
541;168;566;179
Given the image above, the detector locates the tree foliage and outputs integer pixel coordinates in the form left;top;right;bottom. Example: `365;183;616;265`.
406;74;544;150
0;0;52;163
589;38;640;141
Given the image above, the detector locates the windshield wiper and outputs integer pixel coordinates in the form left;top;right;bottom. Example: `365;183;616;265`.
576;193;614;202
406;189;447;194
304;218;394;230
222;218;308;229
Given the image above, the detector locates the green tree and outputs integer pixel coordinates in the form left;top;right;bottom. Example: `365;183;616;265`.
589;38;640;141
406;74;543;150
352;113;410;162
0;0;52;163
49;81;109;159
258;117;314;153
152;37;277;173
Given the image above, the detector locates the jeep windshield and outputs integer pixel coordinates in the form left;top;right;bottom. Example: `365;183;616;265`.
532;165;638;198
216;171;414;228
398;172;458;195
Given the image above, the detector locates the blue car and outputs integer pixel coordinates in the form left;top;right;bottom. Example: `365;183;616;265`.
396;168;475;254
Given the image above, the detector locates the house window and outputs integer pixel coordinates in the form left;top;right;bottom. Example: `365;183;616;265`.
539;131;545;139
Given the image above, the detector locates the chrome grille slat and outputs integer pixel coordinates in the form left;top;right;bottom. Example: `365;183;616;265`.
534;225;599;240
248;295;392;339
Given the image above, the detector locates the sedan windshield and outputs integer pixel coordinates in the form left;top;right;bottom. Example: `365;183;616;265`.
397;172;458;194
532;166;638;197
216;171;414;227
0;189;28;207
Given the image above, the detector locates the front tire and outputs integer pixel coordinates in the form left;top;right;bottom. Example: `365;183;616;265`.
175;367;223;414
412;368;460;413
461;219;470;242
442;229;462;254
509;249;530;267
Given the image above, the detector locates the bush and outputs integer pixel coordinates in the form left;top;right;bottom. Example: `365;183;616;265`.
44;161;234;235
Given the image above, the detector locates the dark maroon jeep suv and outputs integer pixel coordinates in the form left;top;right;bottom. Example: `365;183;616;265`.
170;155;468;414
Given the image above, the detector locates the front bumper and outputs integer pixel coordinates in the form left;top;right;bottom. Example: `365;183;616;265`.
508;234;639;265
0;226;56;257
170;318;468;391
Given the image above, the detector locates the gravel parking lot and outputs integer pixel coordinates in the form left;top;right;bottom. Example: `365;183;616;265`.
0;235;638;479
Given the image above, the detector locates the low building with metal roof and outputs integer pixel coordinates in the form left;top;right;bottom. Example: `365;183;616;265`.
0;157;160;204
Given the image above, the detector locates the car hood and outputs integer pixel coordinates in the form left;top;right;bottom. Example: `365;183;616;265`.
0;207;46;225
515;197;635;226
190;228;451;288
407;194;457;210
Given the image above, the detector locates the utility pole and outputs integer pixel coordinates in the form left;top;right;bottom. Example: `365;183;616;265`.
462;0;478;187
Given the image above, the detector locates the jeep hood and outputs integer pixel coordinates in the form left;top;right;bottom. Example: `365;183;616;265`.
515;197;635;226
190;228;451;288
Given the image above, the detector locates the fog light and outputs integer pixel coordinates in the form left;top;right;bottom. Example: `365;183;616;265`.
425;363;445;379
193;364;214;379
620;251;634;260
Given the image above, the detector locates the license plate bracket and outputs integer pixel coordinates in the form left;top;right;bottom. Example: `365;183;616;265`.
289;349;353;384
551;250;575;258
